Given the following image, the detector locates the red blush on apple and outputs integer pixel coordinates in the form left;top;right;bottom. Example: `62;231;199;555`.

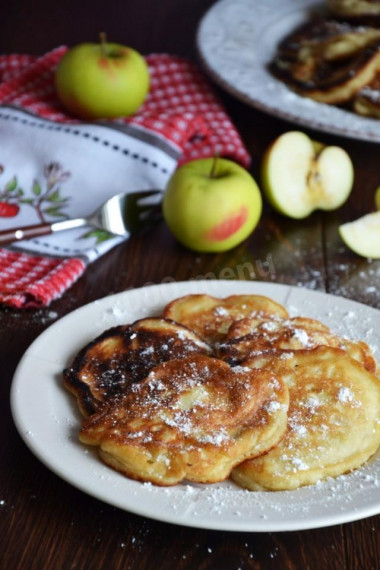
205;206;248;241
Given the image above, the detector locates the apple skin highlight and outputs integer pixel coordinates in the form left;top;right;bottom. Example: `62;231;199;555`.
163;157;262;253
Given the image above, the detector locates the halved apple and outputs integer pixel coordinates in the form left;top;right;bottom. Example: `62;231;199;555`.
261;131;354;219
339;211;380;259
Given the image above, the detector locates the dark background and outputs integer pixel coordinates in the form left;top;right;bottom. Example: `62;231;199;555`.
0;0;213;58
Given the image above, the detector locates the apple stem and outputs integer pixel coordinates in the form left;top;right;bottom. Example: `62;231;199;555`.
99;32;107;57
210;154;219;179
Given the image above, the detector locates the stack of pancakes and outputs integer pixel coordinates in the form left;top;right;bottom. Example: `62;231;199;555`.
271;1;380;117
64;293;380;491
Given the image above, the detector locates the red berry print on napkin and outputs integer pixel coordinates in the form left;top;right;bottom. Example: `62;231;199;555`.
0;202;20;217
0;162;71;221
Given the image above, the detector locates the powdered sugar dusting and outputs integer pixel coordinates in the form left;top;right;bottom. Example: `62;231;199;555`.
337;387;354;403
214;306;229;317
123;456;380;527
292;328;312;347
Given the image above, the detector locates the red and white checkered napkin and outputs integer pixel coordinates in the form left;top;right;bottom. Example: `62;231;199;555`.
0;47;250;308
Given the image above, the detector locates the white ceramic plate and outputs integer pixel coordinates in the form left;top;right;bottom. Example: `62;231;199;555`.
10;280;380;532
197;0;380;142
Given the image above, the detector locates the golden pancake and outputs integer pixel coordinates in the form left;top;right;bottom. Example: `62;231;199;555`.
232;346;380;491
63;317;212;416
162;294;288;345
80;355;289;486
220;315;377;372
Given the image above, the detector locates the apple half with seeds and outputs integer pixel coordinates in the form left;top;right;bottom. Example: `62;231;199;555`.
339;211;380;259
261;131;354;219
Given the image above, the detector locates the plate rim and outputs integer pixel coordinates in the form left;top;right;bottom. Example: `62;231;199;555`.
10;280;380;532
196;0;380;143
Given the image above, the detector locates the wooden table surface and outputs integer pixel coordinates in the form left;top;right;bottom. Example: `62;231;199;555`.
1;1;380;568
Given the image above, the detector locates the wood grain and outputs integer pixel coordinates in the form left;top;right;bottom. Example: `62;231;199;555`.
1;1;379;569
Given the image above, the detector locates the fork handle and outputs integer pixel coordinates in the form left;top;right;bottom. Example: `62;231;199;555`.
0;222;53;245
0;217;88;245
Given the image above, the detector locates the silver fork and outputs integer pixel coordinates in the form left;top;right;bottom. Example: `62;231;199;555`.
0;190;162;245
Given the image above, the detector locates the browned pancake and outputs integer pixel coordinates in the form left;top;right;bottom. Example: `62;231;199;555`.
64;290;380;491
271;18;380;104
162;294;289;345
353;70;380;115
63;317;212;416
79;355;289;486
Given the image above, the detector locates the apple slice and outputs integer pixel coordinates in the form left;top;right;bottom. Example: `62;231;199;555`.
375;186;380;210
261;131;354;219
339;211;380;259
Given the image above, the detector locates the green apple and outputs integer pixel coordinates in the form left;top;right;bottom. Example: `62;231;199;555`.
55;33;149;119
162;157;262;253
261;131;354;219
339;211;380;258
375;186;380;210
